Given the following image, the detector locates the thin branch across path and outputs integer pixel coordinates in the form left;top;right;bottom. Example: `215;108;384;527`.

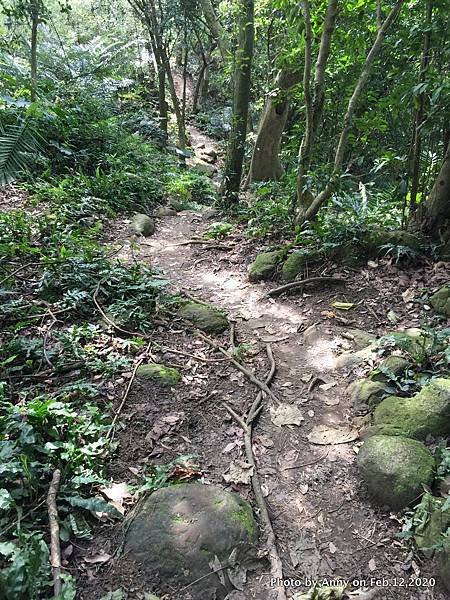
266;276;345;298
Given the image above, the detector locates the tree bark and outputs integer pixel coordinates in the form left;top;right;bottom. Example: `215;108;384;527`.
220;0;254;203
411;141;450;236
199;0;229;59
409;0;433;209
245;68;301;185
296;0;405;224
296;0;338;208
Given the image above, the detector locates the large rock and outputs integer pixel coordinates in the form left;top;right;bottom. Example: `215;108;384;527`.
373;378;450;439
357;435;435;510
430;285;450;317
280;250;321;282
177;301;229;333
349;379;390;409
129;214;155;237
369;229;423;252
155;206;177;217
124;483;258;599
137;363;181;386
248;250;286;283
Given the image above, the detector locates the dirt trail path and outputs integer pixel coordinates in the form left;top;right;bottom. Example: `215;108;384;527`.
100;204;445;600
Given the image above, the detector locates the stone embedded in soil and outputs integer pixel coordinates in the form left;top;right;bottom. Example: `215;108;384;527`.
136;363;181;386
430;285;450;317
280;250;321;282
349;379;390;409
129;213;155;237
248;249;286;283
371;355;410;381
124;483;258;600
373;377;450;439
369;228;423;252
155;206;177;217
177;301;229;333
357;435;435;510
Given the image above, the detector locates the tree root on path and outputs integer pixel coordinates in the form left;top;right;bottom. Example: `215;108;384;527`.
266;276;345;298
224;344;287;600
47;469;62;597
169;238;235;251
196;331;280;404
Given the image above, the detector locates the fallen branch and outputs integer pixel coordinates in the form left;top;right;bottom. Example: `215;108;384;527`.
266;276;345;298
169;238;234;251
196;331;279;403
47;469;62;597
223;344;287;600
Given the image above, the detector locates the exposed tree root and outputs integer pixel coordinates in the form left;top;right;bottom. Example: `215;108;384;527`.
47;469;62;597
266;276;345;298
224;344;287;600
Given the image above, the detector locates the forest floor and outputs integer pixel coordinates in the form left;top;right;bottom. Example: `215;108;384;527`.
73;119;449;598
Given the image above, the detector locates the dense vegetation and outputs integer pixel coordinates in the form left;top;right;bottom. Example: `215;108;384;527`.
0;0;449;598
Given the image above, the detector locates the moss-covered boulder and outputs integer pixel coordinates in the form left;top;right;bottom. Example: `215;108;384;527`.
349;379;390;409
125;483;258;599
371;355;411;382
357;435;435;510
155;206;177;217
373;378;450;439
329;241;369;267
280;250;321;282
137;363;181;386
430;285;450;317
129;213;155;236
369;229;423;252
414;493;450;556
177;301;228;333
248;249;286;283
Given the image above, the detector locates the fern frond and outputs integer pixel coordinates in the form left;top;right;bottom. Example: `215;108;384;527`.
0;121;41;187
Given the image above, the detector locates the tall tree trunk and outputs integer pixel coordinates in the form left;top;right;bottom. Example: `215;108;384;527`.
296;0;405;224
409;0;433;209
148;41;168;141
30;1;39;101
296;0;338;208
411;141;450;236
245;68;301;185
220;0;254;203
199;0;229;59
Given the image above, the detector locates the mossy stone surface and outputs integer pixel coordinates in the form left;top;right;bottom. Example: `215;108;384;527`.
248;250;286;283
125;483;258;599
155;206;177;217
280;250;320;282
177;301;229;333
430;285;450;317
129;213;155;236
369;228;423;252
137;363;181;386
349;379;390;409
414;493;450;556
371;355;410;382
357;435;435;510
373;378;450;439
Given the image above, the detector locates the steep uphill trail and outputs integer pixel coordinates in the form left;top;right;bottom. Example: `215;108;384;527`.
97;203;446;600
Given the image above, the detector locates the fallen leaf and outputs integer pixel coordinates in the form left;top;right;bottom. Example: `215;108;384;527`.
402;287;416;303
387;309;399;324
367;260;378;269
270;404;304;427
307;425;359;445
319;381;337;391
223;460;254;485
331;302;355;311
100;482;132;515
84;551;112;564
368;558;376;572
329;542;337;554
299;484;309;494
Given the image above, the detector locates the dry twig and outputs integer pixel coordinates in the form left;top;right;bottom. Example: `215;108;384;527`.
47;469;62;597
266;276;345;298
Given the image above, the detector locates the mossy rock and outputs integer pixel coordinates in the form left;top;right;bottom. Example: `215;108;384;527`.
168;198;185;212
357;435;435;510
177;301;228;333
137;363;181;386
280;250;321;282
414;493;450;557
381;328;435;360
369;228;423;252
248;249;286;283
349;379;391;409
373;377;450;439
329;241;369;267
124;483;258;599
155;206;177;217
371;355;411;382
129;213;155;236
430;285;450;317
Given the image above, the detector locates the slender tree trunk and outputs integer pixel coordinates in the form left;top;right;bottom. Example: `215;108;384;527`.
411;141;450;236
296;0;338;208
409;0;433;209
220;0;254;203
199;0;228;59
245;68;301;185
148;41;168;140
296;0;405;224
30;2;39;101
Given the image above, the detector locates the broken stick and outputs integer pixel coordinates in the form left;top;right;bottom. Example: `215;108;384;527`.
266;276;345;298
47;469;62;597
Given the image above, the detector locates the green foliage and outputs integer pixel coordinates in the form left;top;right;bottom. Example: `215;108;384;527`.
165;170;216;208
203;221;234;239
0;120;41;186
136;456;198;495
